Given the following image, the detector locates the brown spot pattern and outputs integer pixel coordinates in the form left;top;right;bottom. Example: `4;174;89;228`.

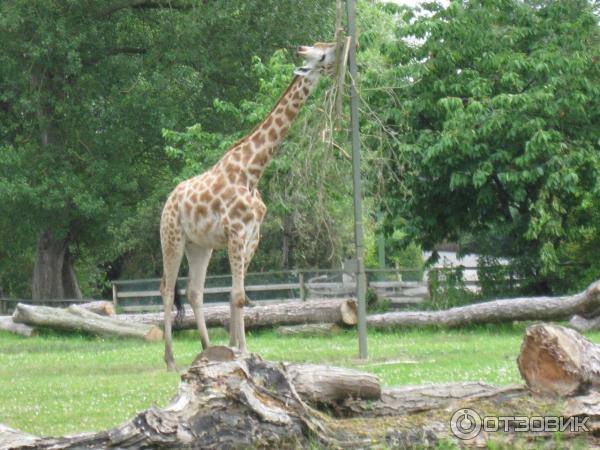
251;132;265;146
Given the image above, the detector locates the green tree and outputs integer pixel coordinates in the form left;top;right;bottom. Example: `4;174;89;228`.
378;0;600;293
0;0;334;298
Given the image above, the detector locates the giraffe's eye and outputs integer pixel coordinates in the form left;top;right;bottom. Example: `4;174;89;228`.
319;54;326;62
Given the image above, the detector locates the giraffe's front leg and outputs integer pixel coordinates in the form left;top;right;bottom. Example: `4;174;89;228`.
242;222;262;308
227;232;247;352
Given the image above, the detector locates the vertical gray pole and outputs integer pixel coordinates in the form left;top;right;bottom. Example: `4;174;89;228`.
377;212;386;280
347;0;368;359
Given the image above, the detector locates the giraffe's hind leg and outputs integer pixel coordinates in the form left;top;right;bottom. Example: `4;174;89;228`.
185;243;212;350
227;233;247;352
160;238;185;372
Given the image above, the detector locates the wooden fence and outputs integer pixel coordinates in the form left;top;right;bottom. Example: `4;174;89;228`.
111;268;429;313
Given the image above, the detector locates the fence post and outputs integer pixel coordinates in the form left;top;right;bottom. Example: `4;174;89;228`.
395;264;403;283
112;283;118;309
299;272;307;301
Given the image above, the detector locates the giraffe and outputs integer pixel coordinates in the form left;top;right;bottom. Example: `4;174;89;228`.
159;42;337;370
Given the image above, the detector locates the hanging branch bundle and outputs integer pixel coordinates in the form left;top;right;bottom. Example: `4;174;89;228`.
317;0;351;159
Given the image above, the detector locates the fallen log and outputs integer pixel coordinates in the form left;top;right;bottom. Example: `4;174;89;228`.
340;382;526;417
77;300;115;317
368;279;600;329
517;322;600;396
2;348;598;449
12;304;162;342
118;298;358;330
285;362;381;406
568;314;600;332
0;316;36;337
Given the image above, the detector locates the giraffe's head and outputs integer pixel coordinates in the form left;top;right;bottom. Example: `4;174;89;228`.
295;42;337;77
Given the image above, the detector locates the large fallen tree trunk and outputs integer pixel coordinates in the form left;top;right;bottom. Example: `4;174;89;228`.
2;347;599;449
118;298;358;330
0;316;36;337
517;322;600;396
12;304;162;341
368;279;600;329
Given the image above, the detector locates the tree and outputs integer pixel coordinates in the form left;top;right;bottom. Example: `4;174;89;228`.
377;0;600;293
0;0;335;298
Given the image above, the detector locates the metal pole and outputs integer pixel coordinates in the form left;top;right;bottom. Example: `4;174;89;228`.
377;212;386;280
347;0;368;359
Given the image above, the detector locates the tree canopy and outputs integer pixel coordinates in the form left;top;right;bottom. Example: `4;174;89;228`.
374;0;600;293
1;0;599;300
0;0;335;298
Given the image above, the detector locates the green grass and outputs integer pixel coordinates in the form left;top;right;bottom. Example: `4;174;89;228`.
1;324;599;436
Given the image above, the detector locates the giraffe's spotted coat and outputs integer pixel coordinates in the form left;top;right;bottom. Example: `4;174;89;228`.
159;42;337;369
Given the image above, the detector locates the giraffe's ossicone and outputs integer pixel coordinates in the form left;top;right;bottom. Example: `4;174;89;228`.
159;42;337;371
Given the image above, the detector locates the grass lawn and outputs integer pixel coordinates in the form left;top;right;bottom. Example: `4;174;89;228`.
1;323;599;436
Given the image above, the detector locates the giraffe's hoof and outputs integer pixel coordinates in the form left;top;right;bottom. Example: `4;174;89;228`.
166;361;178;372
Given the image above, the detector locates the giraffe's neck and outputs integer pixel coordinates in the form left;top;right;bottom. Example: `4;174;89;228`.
220;73;321;189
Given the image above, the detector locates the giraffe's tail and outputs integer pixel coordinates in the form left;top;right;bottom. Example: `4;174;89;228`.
173;286;185;324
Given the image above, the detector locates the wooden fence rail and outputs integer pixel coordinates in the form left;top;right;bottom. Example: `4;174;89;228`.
111;268;428;313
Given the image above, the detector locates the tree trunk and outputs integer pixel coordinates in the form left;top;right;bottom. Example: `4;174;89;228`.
117;298;358;330
61;249;82;299
367;279;600;329
517;323;600;396
0;316;36;337
32;231;81;301
12;304;162;341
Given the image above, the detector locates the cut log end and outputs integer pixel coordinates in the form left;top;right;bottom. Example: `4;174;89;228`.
340;298;357;325
517;323;597;396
